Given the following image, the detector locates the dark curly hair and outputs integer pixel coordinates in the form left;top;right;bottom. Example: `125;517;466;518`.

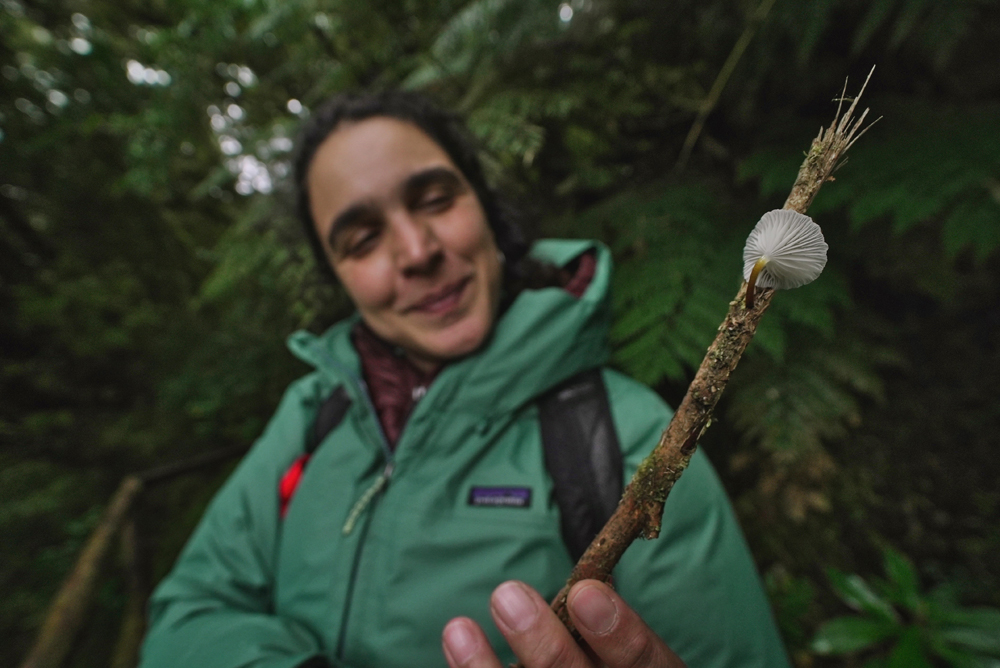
293;90;531;285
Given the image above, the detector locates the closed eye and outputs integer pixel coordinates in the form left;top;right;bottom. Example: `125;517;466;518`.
414;190;456;214
342;225;381;257
404;167;466;214
327;204;383;258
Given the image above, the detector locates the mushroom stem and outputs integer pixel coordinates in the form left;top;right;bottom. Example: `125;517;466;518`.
745;257;768;309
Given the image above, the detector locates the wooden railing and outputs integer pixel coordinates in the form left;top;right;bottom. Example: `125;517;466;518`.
18;445;248;668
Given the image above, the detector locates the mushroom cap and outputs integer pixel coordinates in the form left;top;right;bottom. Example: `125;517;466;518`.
743;209;828;289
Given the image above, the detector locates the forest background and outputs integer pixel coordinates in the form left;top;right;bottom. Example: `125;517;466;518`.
2;0;999;666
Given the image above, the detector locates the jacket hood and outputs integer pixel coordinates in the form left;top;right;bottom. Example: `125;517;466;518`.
287;239;612;420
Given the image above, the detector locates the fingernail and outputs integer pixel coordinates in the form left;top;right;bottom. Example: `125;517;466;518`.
492;581;538;632
443;619;478;665
571;584;618;635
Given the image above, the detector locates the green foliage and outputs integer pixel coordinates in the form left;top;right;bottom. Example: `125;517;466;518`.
813;545;1000;667
771;0;990;70
725;320;901;453
564;180;739;384
764;568;821;657
404;0;563;90
2;0;1000;665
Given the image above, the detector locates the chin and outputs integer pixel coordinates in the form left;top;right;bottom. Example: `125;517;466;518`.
420;317;492;364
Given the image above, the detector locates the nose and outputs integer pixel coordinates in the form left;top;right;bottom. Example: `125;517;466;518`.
391;211;443;276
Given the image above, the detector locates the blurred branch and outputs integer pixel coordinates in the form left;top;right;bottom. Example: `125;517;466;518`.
674;0;778;172
110;515;147;668
18;476;143;668
138;443;247;485
18;444;248;668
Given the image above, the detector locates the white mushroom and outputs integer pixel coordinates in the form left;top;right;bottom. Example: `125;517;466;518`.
743;209;828;309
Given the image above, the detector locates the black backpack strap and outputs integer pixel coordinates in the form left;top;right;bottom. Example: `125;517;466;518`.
539;368;623;562
307;385;352;455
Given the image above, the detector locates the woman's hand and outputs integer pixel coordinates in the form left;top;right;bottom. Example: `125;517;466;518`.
442;580;688;668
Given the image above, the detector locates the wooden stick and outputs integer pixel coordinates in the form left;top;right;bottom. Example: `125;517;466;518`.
546;67;877;638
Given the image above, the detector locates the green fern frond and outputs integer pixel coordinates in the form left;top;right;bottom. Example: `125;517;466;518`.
770;0;838;67
572;179;849;386
737;148;802;200
468;105;547;168
943;193;1000;261
404;0;560;88
726;327;899;453
575;182;742;383
197;205;345;328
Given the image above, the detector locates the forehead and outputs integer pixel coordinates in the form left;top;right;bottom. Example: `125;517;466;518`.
307;117;458;218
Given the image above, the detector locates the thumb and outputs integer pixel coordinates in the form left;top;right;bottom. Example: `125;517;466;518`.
567;580;687;668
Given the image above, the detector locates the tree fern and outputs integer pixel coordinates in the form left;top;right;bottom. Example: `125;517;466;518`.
726;319;902;453
558;181;736;383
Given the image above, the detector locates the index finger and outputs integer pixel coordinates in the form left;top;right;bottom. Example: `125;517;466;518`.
566;580;687;668
491;580;593;668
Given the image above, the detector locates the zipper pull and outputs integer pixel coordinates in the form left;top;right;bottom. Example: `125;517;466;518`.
342;462;394;535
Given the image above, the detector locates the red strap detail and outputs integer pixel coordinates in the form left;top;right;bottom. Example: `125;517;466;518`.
279;454;310;518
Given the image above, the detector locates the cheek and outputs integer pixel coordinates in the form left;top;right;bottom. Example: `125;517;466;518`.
438;201;495;258
335;258;396;312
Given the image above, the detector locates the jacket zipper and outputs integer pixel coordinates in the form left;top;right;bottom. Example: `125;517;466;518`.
335;471;384;663
342;461;393;534
308;342;395;662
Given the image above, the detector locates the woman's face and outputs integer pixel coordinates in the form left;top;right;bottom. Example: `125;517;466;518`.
307;116;503;373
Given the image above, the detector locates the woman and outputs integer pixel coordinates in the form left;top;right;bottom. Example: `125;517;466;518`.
139;91;790;668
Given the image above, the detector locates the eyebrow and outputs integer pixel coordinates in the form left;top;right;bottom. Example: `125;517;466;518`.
326;166;467;245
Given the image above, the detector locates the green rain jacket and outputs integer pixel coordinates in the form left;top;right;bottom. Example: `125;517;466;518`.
140;240;790;668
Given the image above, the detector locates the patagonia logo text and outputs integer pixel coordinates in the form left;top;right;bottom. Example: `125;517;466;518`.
468;486;531;508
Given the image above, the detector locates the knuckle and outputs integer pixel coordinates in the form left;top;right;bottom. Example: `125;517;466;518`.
617;630;660;668
529;636;579;668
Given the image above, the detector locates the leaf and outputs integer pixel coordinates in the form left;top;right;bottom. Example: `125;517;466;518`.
881;545;921;610
737;148;801;199
827;569;899;623
942;194;1000;261
726;327;892;453
940;608;1000;635
743;100;1000;263
938;608;1000;655
886;627;933;668
811;616;898;654
889;0;931;49
939;626;1000;657
793;0;837;66
929;640;1000;668
863;658;889;668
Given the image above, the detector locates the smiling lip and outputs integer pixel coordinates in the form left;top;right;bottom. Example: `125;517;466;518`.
408;277;471;315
